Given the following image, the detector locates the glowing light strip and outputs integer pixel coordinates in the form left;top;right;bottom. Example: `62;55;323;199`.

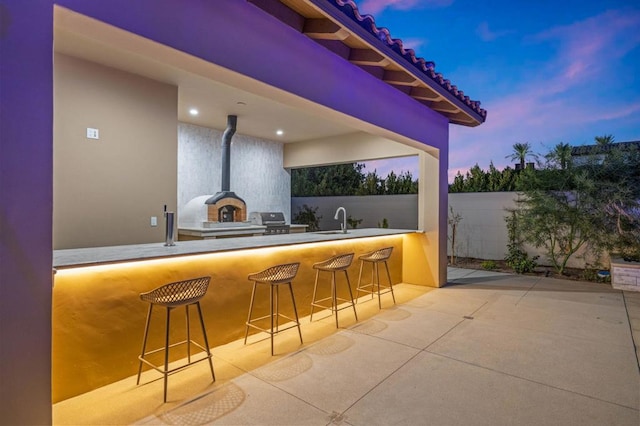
54;235;402;277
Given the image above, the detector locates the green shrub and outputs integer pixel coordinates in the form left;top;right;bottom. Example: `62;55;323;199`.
347;215;363;229
504;211;538;274
505;248;538;274
292;204;322;231
481;260;497;270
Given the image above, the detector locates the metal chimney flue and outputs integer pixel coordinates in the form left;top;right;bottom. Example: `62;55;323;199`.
205;115;246;223
220;115;237;192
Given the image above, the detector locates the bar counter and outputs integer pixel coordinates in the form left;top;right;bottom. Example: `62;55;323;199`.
52;229;432;402
53;228;414;268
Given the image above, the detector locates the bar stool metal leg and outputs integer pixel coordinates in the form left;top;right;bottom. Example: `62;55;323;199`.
195;302;216;381
163;307;171;403
185;305;191;363
269;282;275;355
356;247;396;309
310;269;321;322
343;270;358;321
383;260;396;304
244;263;302;356
286;281;303;344
244;282;258;345
136;276;215;403
331;271;338;328
310;253;357;328
137;304;154;385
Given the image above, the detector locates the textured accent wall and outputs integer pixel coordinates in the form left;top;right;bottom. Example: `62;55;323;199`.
178;123;291;223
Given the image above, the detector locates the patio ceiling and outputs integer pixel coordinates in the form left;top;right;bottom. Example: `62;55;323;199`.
54;7;357;144
54;0;484;147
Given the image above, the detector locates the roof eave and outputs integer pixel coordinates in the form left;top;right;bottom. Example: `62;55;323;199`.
304;0;486;127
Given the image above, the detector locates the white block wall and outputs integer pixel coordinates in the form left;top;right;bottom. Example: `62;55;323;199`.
448;192;593;269
447;192;516;260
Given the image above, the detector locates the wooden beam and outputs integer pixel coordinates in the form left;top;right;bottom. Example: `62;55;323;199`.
410;86;442;101
429;100;460;113
348;48;390;66
303;18;349;40
383;70;419;86
448;111;478;125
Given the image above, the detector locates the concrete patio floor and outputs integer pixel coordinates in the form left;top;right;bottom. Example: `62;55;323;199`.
54;268;640;425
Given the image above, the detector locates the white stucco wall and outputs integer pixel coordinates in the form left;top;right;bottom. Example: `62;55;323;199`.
447;192;516;260
178;123;291;224
448;192;594;269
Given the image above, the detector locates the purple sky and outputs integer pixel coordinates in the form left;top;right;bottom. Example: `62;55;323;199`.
356;0;640;182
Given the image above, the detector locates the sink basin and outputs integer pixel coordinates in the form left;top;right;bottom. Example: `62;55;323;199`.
316;231;349;235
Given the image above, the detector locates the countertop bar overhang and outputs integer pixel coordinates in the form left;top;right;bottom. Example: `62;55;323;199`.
53;228;418;268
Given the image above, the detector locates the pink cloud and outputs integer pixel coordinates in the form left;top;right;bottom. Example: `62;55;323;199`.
533;10;640;88
357;0;453;15
397;37;427;50
476;21;513;42
446;9;640;182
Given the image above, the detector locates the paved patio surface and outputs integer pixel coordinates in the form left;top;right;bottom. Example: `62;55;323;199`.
54;268;640;425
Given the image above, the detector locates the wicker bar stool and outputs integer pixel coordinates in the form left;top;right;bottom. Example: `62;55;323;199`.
244;262;302;356
136;276;215;402
356;247;396;309
310;253;358;328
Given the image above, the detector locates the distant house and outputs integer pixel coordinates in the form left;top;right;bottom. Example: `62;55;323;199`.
571;141;640;165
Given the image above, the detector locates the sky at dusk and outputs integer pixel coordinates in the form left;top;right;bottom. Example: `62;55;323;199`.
355;0;640;182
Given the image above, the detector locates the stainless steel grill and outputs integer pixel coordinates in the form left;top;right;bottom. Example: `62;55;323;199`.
249;212;290;235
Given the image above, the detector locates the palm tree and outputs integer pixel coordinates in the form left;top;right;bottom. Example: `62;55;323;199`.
594;134;615;145
506;142;535;170
546;142;572;170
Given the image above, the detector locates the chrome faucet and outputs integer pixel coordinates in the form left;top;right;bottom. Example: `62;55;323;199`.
334;206;347;233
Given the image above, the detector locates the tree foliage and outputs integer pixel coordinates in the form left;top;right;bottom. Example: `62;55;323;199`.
505;142;536;170
450;138;640;271
545;142;572;170
512;142;640;272
594;134;615;145
291;163;418;196
513;168;596;275
449;162;523;192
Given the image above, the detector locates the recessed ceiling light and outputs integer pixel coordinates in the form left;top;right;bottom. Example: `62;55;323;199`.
276;130;284;136
189;108;199;116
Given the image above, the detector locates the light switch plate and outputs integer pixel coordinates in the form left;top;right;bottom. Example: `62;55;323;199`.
150;216;158;227
86;128;99;139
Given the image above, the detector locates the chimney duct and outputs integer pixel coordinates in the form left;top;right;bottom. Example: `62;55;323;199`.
221;115;237;192
205;115;246;222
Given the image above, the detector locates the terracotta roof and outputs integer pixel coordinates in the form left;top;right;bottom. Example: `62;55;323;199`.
253;0;486;127
327;0;486;122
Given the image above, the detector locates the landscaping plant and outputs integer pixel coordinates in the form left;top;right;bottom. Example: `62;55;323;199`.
504;210;538;274
509;140;640;273
292;204;322;231
448;206;462;265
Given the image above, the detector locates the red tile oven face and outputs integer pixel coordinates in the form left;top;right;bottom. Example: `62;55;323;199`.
207;198;246;222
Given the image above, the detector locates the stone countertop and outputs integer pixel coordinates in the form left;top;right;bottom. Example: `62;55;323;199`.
53;228;418;268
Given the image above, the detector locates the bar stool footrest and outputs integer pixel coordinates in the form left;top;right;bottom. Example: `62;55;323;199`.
138;340;213;378
356;283;394;296
311;297;359;313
